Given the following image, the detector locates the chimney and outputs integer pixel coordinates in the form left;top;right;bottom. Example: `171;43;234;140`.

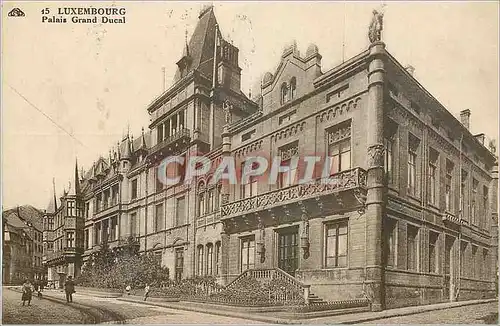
405;65;415;76
460;109;471;130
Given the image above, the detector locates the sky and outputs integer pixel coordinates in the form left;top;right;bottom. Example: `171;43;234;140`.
2;1;499;210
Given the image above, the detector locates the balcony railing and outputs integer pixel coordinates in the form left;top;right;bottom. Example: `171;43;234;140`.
149;128;190;156
221;167;367;219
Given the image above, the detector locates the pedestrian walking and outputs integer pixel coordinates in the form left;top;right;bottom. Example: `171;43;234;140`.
143;283;150;301
125;285;131;295
64;276;75;303
21;279;33;306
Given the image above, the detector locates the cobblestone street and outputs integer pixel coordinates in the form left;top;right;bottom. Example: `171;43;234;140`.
358;301;498;324
2;288;90;324
2;288;264;324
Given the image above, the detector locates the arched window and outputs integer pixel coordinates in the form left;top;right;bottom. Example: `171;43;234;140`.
290;77;296;100
197;245;204;276
206;243;214;275
207;188;214;213
280;83;288;104
197;182;205;217
215;184;222;211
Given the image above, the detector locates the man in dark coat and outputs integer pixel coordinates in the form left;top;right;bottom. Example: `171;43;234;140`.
64;276;75;303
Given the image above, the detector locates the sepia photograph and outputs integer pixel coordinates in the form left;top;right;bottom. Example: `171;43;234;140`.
1;1;499;324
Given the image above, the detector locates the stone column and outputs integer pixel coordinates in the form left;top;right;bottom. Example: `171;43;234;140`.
220;125;231;284
365;41;386;311
169;118;173;138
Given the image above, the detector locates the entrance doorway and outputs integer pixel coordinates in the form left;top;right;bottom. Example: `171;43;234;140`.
277;227;299;276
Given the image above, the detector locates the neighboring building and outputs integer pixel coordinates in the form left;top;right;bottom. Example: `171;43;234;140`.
42;6;498;310
42;167;85;289
3;205;45;284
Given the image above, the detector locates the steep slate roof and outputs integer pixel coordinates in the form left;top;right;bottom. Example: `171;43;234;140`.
3;205;44;232
173;6;219;82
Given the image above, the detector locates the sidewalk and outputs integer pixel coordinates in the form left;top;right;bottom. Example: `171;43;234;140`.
117;294;497;324
306;298;498;324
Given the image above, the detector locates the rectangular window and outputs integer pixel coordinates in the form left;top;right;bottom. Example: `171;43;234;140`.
429;231;439;274
84;229;89;249
460;241;467;277
198;193;205;217
460;170;468;221
102;219;109;242
241;129;256;142
384;218;397;267
111;185;119;205
240;236;255;272
325;221;348;268
407;134;420;196
206;244;214;275
110;217;117;241
384;121;397;184
67;201;75;217
241;162;259;197
175;196;185;226
278;142;299;189
85;202;90;219
278;110;297;125
157;123;164;143
327;121;351;175
155;204;164;232
175;248;184;281
428;148;439;205
472;245;478;278
482;249;489;279
472;179;478;225
445;160;454;211
483;186;489;229
129;212;137;236
131;179;138;200
215;242;221;275
197;245;204;276
66;232;75;248
156;166;164;192
407;225;419;271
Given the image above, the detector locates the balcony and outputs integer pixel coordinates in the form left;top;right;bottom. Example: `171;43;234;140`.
221;167;367;233
147;128;191;163
442;211;461;227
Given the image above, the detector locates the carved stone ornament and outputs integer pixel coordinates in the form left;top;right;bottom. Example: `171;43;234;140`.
367;144;385;167
223;100;233;124
368;10;384;43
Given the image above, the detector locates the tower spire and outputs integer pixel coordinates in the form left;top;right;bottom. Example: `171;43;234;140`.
52;177;58;211
73;158;81;195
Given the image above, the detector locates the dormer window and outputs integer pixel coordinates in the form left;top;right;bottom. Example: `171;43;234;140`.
280;83;288;105
290;77;296;100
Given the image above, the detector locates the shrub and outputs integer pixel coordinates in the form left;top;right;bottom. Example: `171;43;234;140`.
77;241;169;289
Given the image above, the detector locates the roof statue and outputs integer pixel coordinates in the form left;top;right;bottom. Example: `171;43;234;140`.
368;10;384;43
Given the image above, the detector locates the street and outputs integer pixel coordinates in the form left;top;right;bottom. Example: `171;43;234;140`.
2;287;263;324
3;287;498;324
2;288;91;324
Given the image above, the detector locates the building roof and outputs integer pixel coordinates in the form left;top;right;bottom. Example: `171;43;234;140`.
3;205;43;232
173;6;219;82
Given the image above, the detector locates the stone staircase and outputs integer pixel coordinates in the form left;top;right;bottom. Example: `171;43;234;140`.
308;292;328;305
